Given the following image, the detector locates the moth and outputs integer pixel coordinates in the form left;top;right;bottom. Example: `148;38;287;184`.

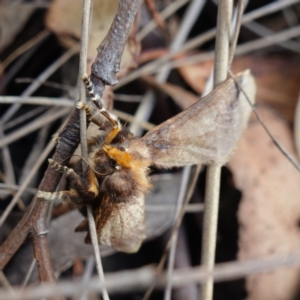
37;70;256;253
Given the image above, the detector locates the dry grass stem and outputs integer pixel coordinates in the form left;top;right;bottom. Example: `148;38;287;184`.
0;139;55;227
117;0;299;89
3;250;300;300
137;0;190;41
77;0;109;299
1;45;79;124
0;108;71;148
201;1;232;299
2;30;50;69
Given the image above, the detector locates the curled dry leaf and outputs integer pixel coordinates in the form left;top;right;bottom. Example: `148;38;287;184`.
228;107;300;300
46;0;140;75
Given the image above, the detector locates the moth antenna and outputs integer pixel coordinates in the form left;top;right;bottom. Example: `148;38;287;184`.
71;154;116;176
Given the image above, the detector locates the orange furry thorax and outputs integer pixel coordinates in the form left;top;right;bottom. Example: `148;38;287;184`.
103;145;152;193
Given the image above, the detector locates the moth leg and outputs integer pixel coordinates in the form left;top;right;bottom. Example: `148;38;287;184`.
49;158;99;200
37;190;80;205
79;74;122;144
48;158;77;177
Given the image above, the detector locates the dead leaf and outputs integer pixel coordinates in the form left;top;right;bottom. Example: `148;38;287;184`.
46;0;140;75
233;56;300;122
178;54;300;121
0;1;35;51
228;107;300;300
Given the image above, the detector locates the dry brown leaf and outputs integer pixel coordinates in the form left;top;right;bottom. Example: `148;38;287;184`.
178;54;300;121
0;1;35;51
142;75;198;110
46;0;140;75
232;56;300;122
228;107;300;300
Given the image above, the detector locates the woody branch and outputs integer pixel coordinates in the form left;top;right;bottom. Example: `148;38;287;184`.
0;0;140;287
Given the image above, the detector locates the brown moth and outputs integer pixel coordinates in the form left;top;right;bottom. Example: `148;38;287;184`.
37;70;256;253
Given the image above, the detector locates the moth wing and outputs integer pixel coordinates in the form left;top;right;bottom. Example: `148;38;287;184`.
141;70;256;167
94;193;146;253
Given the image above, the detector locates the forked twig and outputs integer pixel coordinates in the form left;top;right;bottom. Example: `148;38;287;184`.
0;0;140;294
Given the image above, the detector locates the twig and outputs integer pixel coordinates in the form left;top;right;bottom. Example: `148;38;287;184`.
3;107;47;131
164;166;191;300
0;96;74;107
114;109;155;131
228;69;300;172
4;249;300;299
200;1;232;300
78;257;95;300
78;0;141;299
137;0;189;41
0;271;15;293
144;0;165;29
228;0;245;66
2;30;50;69
0;108;82;287
15;78;74;92
0;108;71;149
117;0;300;89
244;21;300;53
21;259;37;289
0;138;55;227
1;45;79;124
164;24;300;69
0;183;37;194
77;0;109;299
143;166;200;300
145;203;204;213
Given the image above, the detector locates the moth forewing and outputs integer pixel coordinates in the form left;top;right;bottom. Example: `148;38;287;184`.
136;70;256;168
94;193;146;253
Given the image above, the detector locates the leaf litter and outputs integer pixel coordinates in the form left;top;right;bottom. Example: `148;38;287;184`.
1;1;300;299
